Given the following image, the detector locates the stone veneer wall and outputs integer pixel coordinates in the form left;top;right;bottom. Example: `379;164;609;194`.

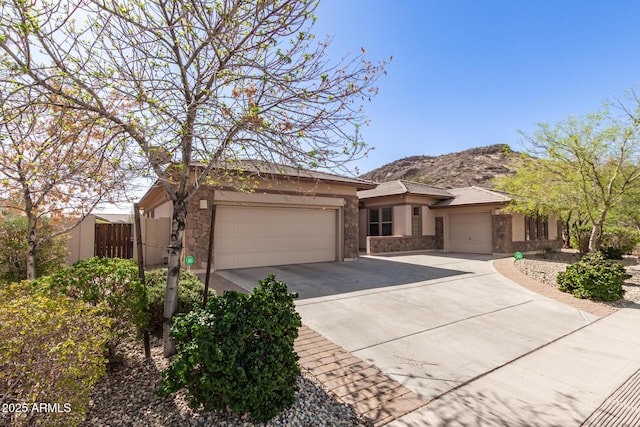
184;187;215;269
511;239;563;253
366;235;437;254
493;214;562;254
492;215;512;253
343;196;359;260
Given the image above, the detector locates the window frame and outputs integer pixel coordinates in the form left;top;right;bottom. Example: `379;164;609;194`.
411;206;422;236
525;214;548;241
368;207;393;236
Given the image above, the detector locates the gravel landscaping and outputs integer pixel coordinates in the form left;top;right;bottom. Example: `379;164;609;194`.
80;337;368;427
513;250;640;308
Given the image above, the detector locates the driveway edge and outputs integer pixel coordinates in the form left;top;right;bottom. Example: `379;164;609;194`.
492;257;616;318
295;325;428;426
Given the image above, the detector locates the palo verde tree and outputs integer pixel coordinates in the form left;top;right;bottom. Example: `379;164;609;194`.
0;0;387;355
0;88;132;280
498;96;640;253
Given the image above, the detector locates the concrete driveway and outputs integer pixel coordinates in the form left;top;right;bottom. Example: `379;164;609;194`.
218;252;599;405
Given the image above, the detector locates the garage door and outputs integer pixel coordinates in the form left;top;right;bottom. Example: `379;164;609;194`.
214;206;337;270
449;212;493;254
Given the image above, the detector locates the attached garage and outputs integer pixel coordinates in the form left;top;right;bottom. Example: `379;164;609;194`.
449;212;493;254
214;205;338;270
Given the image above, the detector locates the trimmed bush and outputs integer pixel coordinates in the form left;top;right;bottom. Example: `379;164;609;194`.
36;257;148;337
0;282;113;427
158;274;302;422
144;267;215;334
557;252;627;301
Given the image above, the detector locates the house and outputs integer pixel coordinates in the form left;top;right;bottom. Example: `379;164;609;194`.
138;163;376;270
358;180;561;255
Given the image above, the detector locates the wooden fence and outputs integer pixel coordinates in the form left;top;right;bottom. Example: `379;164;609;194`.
95;223;133;259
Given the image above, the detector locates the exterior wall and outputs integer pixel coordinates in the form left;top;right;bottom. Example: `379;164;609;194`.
366;235;437;254
493;214;563;254
393;205;409;236
153;201;173;219
358;195;441;239
343;196;359;260
66;214;96;264
510;238;563;253
359;208;367;250
185;187;216;269
422;205;436;235
133;217;171;266
512;213;525;242
492;214;513;253
549;213;558;240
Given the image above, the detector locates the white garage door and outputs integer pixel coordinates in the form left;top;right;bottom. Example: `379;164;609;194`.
449;212;493;254
214;206;337;270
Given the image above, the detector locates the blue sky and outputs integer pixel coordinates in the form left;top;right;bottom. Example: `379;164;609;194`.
311;0;640;174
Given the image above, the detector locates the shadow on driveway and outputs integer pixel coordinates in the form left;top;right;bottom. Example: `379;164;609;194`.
217;255;469;299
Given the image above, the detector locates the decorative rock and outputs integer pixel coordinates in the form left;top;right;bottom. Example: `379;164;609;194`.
80;337;367;427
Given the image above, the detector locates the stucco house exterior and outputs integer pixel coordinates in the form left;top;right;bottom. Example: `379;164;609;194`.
358;180;561;255
138;164;375;270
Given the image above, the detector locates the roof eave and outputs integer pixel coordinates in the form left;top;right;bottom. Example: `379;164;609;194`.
429;201;509;209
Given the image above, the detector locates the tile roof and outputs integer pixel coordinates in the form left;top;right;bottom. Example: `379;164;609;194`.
193;160;376;189
432;186;512;207
358;180;454;199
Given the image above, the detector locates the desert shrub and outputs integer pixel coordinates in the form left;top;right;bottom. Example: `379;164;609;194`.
557;252;627;301
0;282;113;427
144;267;215;334
0;214;67;284
36;257;148;337
601;226;640;256
158;274;302;422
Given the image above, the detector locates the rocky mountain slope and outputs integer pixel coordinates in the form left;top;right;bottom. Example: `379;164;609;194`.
359;144;522;189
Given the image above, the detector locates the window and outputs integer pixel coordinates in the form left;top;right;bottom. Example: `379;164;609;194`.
412;206;421;236
369;207;392;236
525;214;548;240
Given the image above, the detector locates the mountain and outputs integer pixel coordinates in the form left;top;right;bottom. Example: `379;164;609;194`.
359;144;521;189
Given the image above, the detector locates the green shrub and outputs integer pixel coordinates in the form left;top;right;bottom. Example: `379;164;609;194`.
36;257;148;337
600;246;624;260
144;267;215;334
0;214;67;284
158;274;302;422
602;226;640;255
0;282;113;427
557;252;627;301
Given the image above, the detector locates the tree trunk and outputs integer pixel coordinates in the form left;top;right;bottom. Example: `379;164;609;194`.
562;219;571;248
163;199;187;357
589;222;602;253
26;212;37;280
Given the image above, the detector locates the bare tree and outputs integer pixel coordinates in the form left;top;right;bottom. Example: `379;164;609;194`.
0;0;387;355
0;87;132;279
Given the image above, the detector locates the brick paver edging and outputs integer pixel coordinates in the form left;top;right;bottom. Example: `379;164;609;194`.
294;325;427;426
